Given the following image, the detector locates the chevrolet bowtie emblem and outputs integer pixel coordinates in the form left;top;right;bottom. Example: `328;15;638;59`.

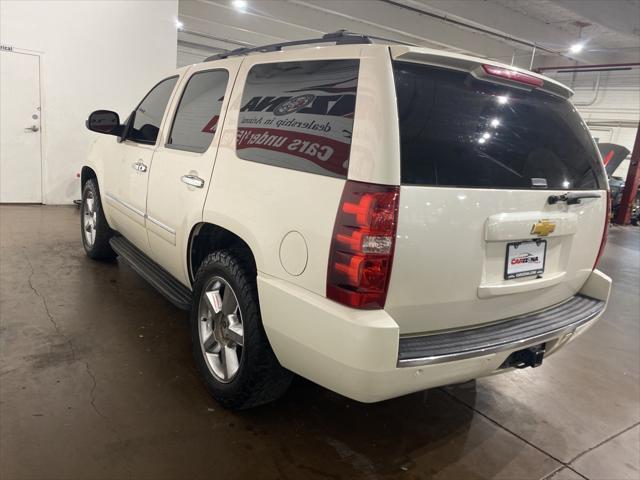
531;219;556;236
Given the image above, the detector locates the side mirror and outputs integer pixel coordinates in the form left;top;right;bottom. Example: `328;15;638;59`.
86;110;123;136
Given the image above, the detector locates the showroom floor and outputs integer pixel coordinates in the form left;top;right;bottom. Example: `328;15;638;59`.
1;205;638;480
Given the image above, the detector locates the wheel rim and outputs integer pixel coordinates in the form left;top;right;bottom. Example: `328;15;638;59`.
197;276;244;383
83;190;97;247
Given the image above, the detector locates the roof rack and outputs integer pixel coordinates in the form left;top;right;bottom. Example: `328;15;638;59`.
204;30;372;62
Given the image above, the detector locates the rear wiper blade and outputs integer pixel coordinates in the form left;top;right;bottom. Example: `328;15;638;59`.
547;192;602;205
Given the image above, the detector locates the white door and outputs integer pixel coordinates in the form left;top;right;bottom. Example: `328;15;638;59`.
102;75;179;256
0;51;42;203
146;60;239;285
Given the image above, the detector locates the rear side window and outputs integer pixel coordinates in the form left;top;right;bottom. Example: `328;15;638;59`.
236;59;360;178
168;69;229;153
393;62;606;190
129;76;178;144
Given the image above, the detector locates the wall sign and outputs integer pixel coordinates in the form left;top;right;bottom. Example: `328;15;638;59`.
0;44;14;52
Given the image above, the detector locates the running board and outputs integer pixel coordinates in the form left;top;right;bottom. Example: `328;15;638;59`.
109;236;192;310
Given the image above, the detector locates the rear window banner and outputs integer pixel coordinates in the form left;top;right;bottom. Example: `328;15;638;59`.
201;114;220;134
237;60;360;178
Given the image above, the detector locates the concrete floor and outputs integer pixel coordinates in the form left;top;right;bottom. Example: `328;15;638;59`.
1;205;638;480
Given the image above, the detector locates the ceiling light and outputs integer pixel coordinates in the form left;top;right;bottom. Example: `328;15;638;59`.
490;118;500;128
175;20;184;30
569;43;584;53
497;95;509;105
232;0;248;11
478;137;486;144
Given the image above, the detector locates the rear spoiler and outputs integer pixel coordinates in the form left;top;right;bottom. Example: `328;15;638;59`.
390;46;574;99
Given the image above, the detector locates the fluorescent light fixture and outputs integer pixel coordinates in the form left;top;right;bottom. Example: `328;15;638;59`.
175;20;184;30
232;0;248;10
569;42;584;53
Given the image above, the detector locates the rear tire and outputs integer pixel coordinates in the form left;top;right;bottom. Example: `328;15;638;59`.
81;179;116;260
190;250;293;409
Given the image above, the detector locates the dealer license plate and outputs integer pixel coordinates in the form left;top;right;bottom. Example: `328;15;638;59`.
505;240;546;280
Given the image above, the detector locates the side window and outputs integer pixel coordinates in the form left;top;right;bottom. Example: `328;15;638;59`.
167;70;229;153
128;76;178;144
236;59;360;178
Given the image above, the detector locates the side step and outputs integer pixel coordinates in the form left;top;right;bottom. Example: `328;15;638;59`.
109;236;192;310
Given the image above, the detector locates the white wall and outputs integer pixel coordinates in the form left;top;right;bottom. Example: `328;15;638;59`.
177;43;217;68
0;0;178;204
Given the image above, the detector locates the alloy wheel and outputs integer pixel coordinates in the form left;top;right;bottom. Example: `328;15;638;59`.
197;276;244;383
83;190;97;247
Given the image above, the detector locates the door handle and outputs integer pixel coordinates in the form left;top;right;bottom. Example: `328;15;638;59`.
24;125;39;132
181;175;205;188
132;161;148;173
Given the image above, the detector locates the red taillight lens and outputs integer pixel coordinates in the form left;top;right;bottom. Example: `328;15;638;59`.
482;64;544;88
327;181;400;309
593;191;611;270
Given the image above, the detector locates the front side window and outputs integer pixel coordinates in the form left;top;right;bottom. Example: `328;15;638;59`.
128;76;178;144
236;59;360;178
168;70;229;153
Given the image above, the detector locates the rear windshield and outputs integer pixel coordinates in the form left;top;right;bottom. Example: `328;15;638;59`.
393;61;606;190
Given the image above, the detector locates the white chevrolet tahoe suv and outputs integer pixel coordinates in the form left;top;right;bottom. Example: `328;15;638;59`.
81;32;612;409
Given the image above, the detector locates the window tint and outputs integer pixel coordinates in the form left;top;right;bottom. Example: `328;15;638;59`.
168;70;229;153
236;59;360;178
128;76;178;144
393;62;606;190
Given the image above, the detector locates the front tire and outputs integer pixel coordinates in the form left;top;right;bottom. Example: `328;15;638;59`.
191;250;293;409
81;179;116;260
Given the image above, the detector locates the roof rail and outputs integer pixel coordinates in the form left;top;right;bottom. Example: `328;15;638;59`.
204;30;372;62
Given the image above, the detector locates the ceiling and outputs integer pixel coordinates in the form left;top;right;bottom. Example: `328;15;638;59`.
177;0;640;68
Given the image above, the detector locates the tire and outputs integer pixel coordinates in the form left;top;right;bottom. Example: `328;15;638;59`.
81;179;116;260
191;250;293;409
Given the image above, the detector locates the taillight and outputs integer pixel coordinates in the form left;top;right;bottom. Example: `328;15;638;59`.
593;191;611;270
327;181;400;309
482;64;544;88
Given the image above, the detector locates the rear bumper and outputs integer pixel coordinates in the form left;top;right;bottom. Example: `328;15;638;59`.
258;269;611;403
398;294;604;367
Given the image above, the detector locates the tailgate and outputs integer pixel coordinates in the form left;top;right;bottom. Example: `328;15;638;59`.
385;187;606;334
385;57;608;335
